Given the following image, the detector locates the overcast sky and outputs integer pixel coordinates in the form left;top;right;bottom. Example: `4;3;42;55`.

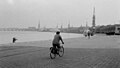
0;0;120;28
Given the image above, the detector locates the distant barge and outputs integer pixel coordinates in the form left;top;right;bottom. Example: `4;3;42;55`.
96;24;120;35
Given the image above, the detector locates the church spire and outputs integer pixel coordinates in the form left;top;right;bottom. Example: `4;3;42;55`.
38;20;40;30
61;24;63;29
92;7;96;27
93;7;95;15
68;20;70;28
86;21;88;27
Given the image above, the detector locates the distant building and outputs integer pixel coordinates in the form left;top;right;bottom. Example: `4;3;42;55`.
28;27;37;31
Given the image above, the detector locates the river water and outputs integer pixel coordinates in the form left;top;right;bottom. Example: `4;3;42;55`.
0;31;83;44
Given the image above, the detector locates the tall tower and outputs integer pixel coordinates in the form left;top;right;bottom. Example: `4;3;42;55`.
61;24;63;29
86;21;88;28
92;7;96;27
86;21;88;30
68;20;70;28
56;24;58;28
38;20;40;30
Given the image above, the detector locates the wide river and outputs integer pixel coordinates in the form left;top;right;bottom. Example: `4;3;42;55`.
0;31;83;44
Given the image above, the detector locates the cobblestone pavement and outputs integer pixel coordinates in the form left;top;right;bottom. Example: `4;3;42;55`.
0;46;120;68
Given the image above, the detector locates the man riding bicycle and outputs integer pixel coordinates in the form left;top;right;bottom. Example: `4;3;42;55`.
52;30;64;54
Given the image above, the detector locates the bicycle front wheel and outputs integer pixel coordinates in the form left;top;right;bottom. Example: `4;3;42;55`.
58;46;64;57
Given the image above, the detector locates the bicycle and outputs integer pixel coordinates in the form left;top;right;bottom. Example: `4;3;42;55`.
50;44;64;59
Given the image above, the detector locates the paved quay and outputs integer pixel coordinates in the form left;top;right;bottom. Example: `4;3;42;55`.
0;35;120;68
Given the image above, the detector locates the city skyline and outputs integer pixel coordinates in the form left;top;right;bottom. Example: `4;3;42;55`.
0;0;120;28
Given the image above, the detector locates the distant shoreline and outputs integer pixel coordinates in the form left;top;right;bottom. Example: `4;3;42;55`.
0;31;83;45
1;34;120;48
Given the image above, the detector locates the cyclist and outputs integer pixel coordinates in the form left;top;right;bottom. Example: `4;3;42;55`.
52;30;64;54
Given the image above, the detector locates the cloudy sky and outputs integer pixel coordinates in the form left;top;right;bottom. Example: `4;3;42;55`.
0;0;120;28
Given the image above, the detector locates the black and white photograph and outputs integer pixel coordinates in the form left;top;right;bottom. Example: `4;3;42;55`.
0;0;120;68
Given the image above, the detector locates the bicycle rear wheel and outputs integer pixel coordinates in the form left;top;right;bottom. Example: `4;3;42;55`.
50;47;56;59
50;52;56;59
58;46;64;57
